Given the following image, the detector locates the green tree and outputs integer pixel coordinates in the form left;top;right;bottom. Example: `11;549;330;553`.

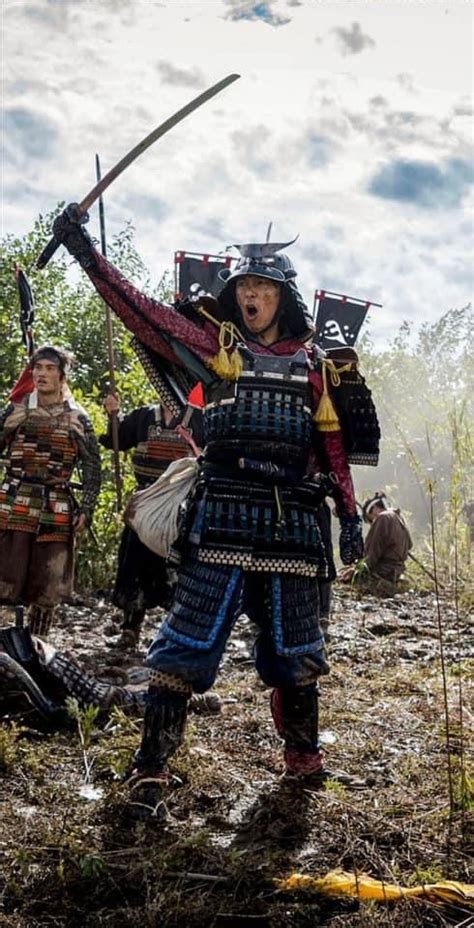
354;304;473;576
0;207;174;590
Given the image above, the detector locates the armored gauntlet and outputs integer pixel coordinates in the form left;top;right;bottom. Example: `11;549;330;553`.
339;513;363;565
52;203;97;270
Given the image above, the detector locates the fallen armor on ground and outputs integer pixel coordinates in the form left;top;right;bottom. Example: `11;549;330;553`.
0;625;220;726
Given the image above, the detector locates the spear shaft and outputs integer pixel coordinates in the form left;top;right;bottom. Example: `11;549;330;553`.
95;154;122;511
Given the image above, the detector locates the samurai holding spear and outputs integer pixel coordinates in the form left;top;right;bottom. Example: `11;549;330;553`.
0;346;101;639
100;391;203;650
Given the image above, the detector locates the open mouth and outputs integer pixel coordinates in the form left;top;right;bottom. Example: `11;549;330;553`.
246;305;258;319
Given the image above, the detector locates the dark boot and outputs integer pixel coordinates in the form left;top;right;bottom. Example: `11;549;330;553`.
271;684;324;776
0;652;66;723
117;609;145;650
271;685;366;789
128;687;189;820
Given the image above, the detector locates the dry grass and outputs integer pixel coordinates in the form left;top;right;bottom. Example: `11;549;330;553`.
0;585;472;927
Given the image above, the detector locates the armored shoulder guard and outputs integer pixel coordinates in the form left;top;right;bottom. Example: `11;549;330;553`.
323;348;381;466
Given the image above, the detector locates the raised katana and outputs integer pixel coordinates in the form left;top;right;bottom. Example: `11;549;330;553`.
37;73;240;269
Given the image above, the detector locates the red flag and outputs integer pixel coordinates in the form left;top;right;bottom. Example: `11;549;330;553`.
9;364;34;402
188;382;204;408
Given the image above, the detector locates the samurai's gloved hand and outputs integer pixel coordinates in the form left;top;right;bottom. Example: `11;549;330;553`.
52;204;97;270
339;513;363;565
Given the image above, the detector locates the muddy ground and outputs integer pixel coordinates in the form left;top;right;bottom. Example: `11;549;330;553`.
0;582;472;928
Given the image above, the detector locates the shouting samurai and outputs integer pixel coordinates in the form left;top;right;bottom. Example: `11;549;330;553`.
50;209;379;815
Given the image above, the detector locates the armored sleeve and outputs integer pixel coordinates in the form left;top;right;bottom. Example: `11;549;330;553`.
319;430;357;516
99;407;155;452
86;252;219;368
309;373;357;517
76;415;102;524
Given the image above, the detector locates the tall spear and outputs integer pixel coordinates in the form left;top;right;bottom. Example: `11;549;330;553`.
95;153;122;511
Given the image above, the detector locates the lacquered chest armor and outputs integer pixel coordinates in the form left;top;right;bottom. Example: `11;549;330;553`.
0;406;77;540
186;348;328;578
6;408;76;483
132;411;191;487
203;348;313;471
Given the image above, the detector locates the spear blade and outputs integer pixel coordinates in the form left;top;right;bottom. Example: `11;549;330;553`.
37;73;240;269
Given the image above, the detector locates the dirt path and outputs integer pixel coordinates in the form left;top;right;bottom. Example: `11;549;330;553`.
0;585;472;927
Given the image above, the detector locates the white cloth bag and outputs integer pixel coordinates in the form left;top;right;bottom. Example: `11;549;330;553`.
124;457;199;557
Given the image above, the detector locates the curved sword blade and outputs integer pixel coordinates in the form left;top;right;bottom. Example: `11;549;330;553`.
80;73;240;213
37;73;240;269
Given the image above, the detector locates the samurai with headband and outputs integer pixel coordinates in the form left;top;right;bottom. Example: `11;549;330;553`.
0;345;101;639
51;208;379;814
340;492;412;595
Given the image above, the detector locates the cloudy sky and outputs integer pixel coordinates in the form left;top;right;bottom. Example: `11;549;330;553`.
2;0;473;345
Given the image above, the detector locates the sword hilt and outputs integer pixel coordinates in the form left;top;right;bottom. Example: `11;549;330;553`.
37;203;87;270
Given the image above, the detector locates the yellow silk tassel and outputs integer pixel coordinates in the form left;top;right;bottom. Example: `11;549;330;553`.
314;361;340;431
275;869;474;907
207;322;243;381
208;346;233;378
229;347;244;379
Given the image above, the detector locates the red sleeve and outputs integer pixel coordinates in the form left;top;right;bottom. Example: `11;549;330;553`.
309;370;357;517
87;252;219;367
320;430;357;516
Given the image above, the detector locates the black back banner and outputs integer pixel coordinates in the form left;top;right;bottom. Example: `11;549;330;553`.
16;266;35;356
175;252;234;300
313;290;378;350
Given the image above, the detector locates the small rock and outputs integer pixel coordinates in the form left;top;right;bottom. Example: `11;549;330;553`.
78;785;103;801
103;623;120;637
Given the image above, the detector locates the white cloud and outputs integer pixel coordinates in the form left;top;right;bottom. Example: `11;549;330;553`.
333;21;376;56
2;0;473;347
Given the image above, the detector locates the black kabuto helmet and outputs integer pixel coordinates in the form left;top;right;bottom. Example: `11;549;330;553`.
217;238;313;338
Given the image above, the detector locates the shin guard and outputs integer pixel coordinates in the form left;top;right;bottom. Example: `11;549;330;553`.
132;687;188;775
271;684;324;776
28;605;56;638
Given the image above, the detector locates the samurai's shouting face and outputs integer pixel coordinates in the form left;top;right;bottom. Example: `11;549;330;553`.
235;274;281;342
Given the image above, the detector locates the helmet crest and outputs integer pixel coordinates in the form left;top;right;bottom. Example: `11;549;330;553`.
218;237;299;285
